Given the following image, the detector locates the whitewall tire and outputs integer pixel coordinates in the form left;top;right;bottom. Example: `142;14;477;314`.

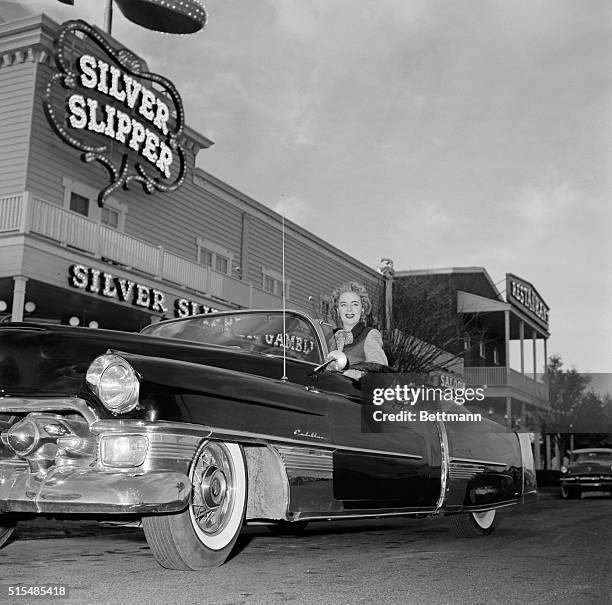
143;441;247;570
0;515;16;548
447;509;499;537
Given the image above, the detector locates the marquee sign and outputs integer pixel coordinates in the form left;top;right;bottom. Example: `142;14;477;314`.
506;273;549;330
428;371;467;390
44;20;186;206
68;264;219;318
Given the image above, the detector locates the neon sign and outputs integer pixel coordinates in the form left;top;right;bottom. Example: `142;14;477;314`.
44;20;186;206
68;264;219;318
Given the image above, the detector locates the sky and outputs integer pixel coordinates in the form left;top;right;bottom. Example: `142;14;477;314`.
5;0;612;373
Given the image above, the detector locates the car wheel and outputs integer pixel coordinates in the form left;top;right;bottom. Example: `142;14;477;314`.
0;515;16;548
267;520;310;535
560;485;580;499
447;510;499;537
142;441;247;570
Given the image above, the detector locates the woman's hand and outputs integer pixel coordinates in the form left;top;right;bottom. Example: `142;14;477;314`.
325;350;348;371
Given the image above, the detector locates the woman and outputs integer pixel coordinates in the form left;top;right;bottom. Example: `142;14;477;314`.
326;281;388;379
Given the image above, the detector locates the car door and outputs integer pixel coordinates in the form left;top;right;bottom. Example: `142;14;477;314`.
314;371;442;510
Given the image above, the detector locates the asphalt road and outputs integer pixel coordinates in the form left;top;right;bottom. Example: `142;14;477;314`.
0;491;610;605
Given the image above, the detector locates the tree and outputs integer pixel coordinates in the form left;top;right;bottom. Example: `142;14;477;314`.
382;277;486;373
542;355;612;454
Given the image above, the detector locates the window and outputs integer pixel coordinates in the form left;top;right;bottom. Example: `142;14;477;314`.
262;267;290;298
215;255;229;274
463;333;471;351
69;192;89;216
493;347;500;365
62;177;126;230
197;238;233;276
200;249;213;267
101;206;120;229
479;340;486;358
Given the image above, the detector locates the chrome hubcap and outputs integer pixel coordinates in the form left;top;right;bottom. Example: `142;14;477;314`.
201;466;228;508
190;443;235;536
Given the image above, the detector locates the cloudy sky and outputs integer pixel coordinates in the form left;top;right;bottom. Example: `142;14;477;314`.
8;1;612;373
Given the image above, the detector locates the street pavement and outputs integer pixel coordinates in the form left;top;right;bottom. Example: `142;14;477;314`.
0;487;609;605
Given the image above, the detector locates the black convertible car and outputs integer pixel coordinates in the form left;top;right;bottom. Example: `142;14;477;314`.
0;310;537;570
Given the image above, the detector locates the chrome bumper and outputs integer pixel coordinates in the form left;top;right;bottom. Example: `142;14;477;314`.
560;476;612;489
0;462;191;514
0;397;216;515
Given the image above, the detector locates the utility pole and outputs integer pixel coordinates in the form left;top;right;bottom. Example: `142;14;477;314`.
379;258;395;332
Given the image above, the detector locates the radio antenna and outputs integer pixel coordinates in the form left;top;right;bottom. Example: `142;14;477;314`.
281;213;288;381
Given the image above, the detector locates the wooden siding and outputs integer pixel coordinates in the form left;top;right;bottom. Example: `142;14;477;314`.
246;216;383;312
0;240;25;276
0;60;36;195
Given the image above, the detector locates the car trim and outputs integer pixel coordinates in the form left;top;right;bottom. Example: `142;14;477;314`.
435;420;449;512
293;499;520;521
0;396;100;425
274;445;333;479
211;425;424;459
448;461;485;479
450;456;507;467
113;420;425;461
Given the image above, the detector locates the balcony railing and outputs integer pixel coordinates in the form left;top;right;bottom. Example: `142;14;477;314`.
0;192;290;310
464;366;548;402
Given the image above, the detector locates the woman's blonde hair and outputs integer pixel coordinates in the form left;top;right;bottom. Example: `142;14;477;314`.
329;281;372;326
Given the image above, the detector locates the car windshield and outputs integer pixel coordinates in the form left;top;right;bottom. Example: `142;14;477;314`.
571;451;612;463
141;312;324;364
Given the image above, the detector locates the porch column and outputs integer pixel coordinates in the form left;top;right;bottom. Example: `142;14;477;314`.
544;336;549;398
11;276;28;322
505;396;512;429
504;309;510;369
519;320;525;373
532;329;537;380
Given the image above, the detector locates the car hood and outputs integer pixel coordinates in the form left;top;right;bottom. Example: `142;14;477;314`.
0;323;302;398
568;461;612;474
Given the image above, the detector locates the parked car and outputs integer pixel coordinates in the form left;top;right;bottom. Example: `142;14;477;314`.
560;448;612;499
0;310;537;570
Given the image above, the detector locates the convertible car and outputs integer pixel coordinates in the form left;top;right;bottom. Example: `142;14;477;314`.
0;310;537;570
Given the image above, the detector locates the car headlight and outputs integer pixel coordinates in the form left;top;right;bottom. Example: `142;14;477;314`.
86;354;140;414
560;465;568;474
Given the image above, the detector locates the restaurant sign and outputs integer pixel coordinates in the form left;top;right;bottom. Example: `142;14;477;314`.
68;264;219;318
44;20;186;206
506;273;549;330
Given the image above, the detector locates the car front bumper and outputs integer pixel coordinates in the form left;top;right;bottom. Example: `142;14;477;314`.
560;476;612;490
0;462;191;514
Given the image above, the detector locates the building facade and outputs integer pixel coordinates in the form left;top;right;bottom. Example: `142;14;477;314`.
0;15;384;331
394;267;551;468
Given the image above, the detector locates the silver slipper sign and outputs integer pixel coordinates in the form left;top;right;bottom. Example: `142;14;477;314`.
43;20;186;206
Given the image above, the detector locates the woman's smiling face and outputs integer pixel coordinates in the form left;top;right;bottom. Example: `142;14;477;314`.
338;291;362;330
